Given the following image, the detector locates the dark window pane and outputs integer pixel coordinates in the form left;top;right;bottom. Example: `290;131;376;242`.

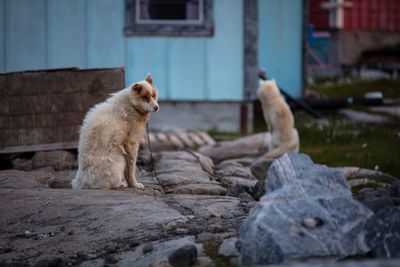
139;0;200;21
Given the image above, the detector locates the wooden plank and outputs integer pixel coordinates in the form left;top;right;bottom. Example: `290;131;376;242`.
6;0;46;72
0;141;78;154
47;0;86;68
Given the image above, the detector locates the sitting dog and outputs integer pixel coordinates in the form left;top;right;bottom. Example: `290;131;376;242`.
257;79;299;159
71;74;159;189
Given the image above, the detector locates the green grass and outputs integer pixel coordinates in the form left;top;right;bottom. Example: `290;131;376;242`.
253;114;400;178
295;116;400;178
309;78;400;99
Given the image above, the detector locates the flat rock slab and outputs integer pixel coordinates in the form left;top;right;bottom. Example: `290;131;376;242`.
339;109;389;124
369;106;400;117
0;188;184;266
198;133;270;163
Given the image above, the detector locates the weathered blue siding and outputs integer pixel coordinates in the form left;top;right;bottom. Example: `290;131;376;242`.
258;0;304;98
0;0;244;100
0;0;304;100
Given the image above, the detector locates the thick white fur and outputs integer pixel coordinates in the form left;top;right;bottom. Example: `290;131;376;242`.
258;79;299;159
71;74;159;189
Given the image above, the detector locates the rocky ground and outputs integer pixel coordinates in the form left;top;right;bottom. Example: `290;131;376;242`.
0;133;400;266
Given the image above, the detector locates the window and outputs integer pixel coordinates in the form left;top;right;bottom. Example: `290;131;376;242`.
125;0;214;37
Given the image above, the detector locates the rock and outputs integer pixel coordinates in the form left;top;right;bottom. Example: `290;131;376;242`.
168;244;198;267
198;133;270;163
249;155;274;180
237;153;373;265
195;232;215;243
0;169;53;189
128;240;140;248
33;257;61;267
11;157;33;171
238;192;254;203
218;238;239;257
174;228;189;235
0;188;185;265
48;170;76;189
250;181;265;201
221;211;234;219
143;243;154;254
155;151;222;195
225;184;250;197
364;206;400;258
32;150;77;170
207;223;222;233
391;180;400;198
355;185;396;212
167;195;241;219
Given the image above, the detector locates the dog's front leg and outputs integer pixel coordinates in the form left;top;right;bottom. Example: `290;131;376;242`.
125;142;144;189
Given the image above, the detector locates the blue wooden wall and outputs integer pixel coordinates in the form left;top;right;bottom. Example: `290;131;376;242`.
0;0;244;101
258;0;304;99
0;0;304;100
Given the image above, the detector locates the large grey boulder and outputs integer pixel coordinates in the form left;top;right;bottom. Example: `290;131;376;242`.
237;153;373;265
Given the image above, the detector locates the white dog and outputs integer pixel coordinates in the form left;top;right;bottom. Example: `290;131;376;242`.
71;74;159;189
258;79;299;159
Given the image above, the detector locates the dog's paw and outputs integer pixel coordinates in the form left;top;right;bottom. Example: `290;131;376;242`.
133;182;144;190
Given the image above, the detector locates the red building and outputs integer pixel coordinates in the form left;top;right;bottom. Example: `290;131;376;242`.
308;0;400;74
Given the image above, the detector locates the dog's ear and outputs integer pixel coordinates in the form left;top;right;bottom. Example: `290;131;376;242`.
145;73;153;85
132;83;142;94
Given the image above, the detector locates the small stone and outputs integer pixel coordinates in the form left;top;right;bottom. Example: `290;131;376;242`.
207;223;222;233
302;217;324;229
104;254;118;264
168;244;198;267
128;240;140;248
175;228;189;235
142;243;154;254
221;211;234;219
225;184;250;197
196;232;215;243
250;181;265;201
218;238;239;257
33;257;61;267
239;192;254;203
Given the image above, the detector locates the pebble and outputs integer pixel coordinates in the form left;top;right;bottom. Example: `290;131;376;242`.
221;211;234;219
128;240;140;248
168;244;198;267
142;243;154;254
196;232;215;243
175;228;189;235
207;223;222;233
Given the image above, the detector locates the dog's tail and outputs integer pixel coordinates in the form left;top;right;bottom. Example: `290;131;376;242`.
264;129;299;159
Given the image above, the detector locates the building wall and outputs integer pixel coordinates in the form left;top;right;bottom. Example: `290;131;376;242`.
258;0;304;99
309;0;400;32
0;0;244;101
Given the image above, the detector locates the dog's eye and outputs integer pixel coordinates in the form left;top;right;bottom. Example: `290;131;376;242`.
143;95;150;101
151;93;156;98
